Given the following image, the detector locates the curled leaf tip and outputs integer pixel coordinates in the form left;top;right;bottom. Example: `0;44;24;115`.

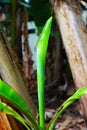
36;16;53;49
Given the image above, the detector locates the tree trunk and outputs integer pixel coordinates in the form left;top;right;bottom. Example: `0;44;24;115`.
51;0;87;117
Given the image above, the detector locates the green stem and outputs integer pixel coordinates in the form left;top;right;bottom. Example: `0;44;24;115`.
37;17;53;130
37;59;45;129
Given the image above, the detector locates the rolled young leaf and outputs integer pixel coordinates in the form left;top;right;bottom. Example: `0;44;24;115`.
0;101;30;130
37;17;53;129
0;80;40;130
48;87;87;130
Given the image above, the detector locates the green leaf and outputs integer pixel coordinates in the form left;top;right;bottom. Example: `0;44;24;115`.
0;101;30;130
0;80;40;130
48;87;87;130
37;17;53;129
37;17;53;65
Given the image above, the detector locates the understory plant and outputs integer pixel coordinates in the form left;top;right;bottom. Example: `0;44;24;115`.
0;17;87;130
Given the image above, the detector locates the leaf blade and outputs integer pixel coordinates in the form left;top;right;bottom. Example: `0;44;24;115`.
0;80;40;130
0;101;30;130
48;87;87;130
37;17;53;129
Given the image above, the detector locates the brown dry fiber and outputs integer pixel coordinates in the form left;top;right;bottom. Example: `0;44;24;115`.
0;29;36;117
52;0;87;117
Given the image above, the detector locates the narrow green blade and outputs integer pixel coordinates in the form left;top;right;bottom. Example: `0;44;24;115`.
0;80;40;130
0;101;30;130
48;87;87;130
37;16;53;65
37;17;53;129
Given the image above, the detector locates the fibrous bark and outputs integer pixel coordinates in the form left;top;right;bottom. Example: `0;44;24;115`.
0;29;36;117
51;0;87;117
